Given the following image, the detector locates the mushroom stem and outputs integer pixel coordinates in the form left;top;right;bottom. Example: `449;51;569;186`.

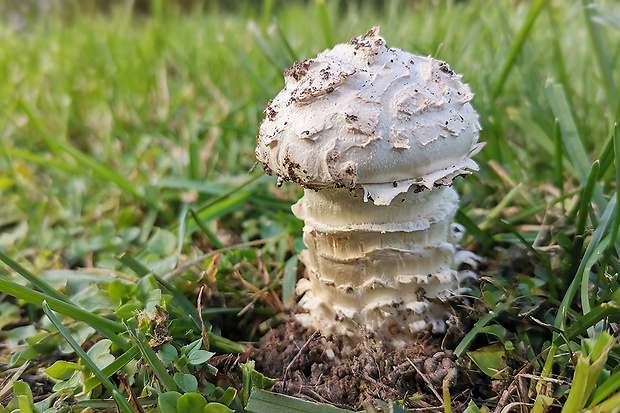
293;185;464;346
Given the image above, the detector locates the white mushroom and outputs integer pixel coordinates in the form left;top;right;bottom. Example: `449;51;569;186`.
255;27;482;347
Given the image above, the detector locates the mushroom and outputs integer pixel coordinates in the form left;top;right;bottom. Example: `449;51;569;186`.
255;27;483;347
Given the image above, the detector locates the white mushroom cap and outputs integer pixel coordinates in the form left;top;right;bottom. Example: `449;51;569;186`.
255;27;482;205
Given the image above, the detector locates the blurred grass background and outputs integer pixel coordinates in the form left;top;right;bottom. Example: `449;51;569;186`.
1;0;620;410
1;0;618;273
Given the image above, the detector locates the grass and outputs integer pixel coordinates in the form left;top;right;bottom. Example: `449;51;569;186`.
0;0;619;411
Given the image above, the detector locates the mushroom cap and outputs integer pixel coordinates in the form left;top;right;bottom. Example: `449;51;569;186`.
255;27;482;205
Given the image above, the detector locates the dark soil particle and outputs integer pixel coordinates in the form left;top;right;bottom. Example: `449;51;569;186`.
252;314;496;412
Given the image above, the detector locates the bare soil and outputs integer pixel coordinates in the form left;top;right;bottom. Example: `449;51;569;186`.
252;312;502;412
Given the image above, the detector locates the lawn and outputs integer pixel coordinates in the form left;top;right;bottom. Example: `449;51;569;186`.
1;0;620;412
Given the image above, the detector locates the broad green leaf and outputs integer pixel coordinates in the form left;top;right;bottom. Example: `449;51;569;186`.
147;228;177;257
159;343;178;362
158;391;182;413
83;346;141;393
0;302;21;330
45;360;80;380
86;339;115;370
479;325;507;340
108;278;132;304
17;394;34;413
52;371;82;392
13;381;34;407
463;400;484;413
115;301;143;320
204;402;234;413
148;255;179;276
188;349;215;366
532;395;554;413
467;344;507;379
174;372;198;393
177;393;207;413
184;338;203;354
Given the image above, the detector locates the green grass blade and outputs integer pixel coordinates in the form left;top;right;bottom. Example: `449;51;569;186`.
156;176;227;194
187;123;201;181
576;161;600;245
0;250;68;303
117;252;151;277
557;197;617;330
596;129;616;181
116;253;246;354
248;21;289;73
153;272;246;354
76;397;157;410
230;46;273;99
17;99;157;211
547;84;606;210
116;254;205;328
570;160;601;280
455;210;490;244
581;0;618;105
548;4;575;108
189;208;224;249
246;388;353;413
315;0;335;49
455;295;538;358
557;291;620;345
282;256;298;305
480;183;527;229
176;203;190;256
274;18;298;64
563;332;615;413
579;199;616;321
588;4;620;32
0;264;129;349
500;220;554;293
607;125;620;255
588;370;620;407
167;172;264;233
42;302;138;413
507;189;579;224
83;346;141;393
152;272;209;329
0;277;124;333
554;120;565;204
547;85;592;183
1;147;84;175
127;325;178;392
260;0;274;27
491;0;549;99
